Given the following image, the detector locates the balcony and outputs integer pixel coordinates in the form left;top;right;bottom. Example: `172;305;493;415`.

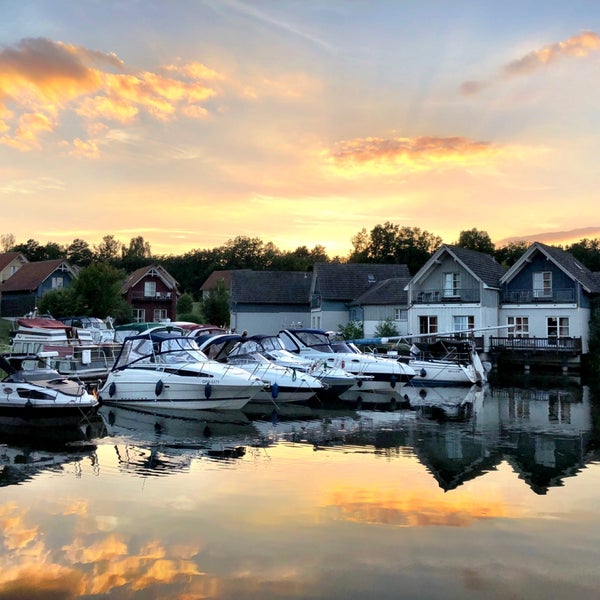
413;288;480;304
500;288;575;304
489;336;582;355
130;291;173;301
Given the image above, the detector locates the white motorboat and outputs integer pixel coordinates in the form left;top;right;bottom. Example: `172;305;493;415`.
98;332;267;411
196;334;325;404
240;334;358;399
278;329;416;393
0;352;99;420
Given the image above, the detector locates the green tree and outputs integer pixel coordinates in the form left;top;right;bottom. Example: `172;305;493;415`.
1;233;15;252
70;263;129;318
201;279;230;326
457;228;495;254
94;234;122;264
374;318;399;337
337;321;363;340
67;238;94;267
38;288;79;317
494;241;529;268
177;292;194;315
566;238;600;271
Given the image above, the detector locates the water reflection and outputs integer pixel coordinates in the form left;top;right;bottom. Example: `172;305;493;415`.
0;385;599;599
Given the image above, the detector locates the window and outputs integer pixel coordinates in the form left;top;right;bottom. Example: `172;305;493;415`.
547;317;569;339
453;315;474;331
394;308;408;321
507;316;529;338
51;276;64;289
144;281;156;297
419;315;438;334
533;271;552;298
154;309;168;321
443;272;460;297
133;308;145;323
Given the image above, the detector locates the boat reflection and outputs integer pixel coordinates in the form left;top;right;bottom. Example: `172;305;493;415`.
100;405;259;476
0;414;105;487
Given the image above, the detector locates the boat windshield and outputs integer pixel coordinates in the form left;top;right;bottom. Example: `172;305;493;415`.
293;331;334;352
115;336;207;368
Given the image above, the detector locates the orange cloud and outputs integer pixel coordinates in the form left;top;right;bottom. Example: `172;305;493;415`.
326;135;497;176
0;38;220;153
504;30;600;77
460;30;600;95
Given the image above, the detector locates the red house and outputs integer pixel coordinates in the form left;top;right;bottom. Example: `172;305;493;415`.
121;265;179;323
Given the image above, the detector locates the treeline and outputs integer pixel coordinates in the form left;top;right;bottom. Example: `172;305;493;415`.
3;226;600;298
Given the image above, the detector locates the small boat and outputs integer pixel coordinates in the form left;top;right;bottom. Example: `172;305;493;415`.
98;332;267;411
278;329;416;393
0;352;99;420
196;333;325;404
9;316;120;384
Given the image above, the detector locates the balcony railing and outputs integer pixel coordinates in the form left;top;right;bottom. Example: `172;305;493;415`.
130;291;173;301
489;336;582;354
500;288;575;303
412;288;480;304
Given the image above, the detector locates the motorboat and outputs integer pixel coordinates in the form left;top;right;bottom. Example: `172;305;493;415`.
243;334;358;398
59;316;116;344
9;316;120;384
278;329;416;393
195;334;325;404
349;336;489;386
98;332;267;411
0;352;99;420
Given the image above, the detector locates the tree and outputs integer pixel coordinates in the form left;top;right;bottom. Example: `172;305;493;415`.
457;228;495;254
566;238;600;271
494;241;529;268
1;233;15;252
201;279;230;326
348;222;442;274
177;292;194;315
218;236;277;270
67;238;94;267
38;288;79;317
69;263;129;318
374;318;399;337
94;234;122;264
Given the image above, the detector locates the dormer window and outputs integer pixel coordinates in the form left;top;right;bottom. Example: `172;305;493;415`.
533;271;552;298
443;272;460;298
367;274;376;284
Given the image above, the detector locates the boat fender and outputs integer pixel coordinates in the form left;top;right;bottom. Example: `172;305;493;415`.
109;382;116;397
419;388;427;398
271;382;279;399
357;378;362;388
203;425;212;437
204;382;212;399
155;379;164;396
419;368;427;378
341;360;345;369
390;375;396;389
291;368;296;381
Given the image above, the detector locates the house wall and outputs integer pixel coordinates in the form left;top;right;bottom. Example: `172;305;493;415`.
230;304;309;335
417;255;479;292
362;305;409;337
499;305;590;353
126;277;177;322
0;256;26;284
310;300;348;332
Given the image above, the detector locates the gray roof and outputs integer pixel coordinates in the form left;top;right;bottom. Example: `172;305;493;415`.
445;245;506;288
535;243;600;293
502;242;600;293
349;277;411;306
231;270;312;304
313;263;410;301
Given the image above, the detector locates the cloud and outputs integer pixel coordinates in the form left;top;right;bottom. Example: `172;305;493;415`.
325;135;498;177
496;226;600;247
0;38;221;153
460;30;600;95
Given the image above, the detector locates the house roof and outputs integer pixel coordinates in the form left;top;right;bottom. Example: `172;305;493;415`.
200;270;234;291
501;242;600;293
231;270;311;304
121;265;179;294
349;276;411;306
0;252;27;272
0;259;74;292
408;245;505;289
313;263;410;301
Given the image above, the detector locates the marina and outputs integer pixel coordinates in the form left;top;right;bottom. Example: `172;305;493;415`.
1;380;600;598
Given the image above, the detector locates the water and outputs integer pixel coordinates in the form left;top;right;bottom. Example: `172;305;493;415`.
2;383;600;599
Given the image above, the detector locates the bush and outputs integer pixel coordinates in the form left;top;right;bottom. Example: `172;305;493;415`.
374;318;399;337
338;321;363;340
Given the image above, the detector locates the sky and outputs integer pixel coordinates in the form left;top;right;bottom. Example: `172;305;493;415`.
1;0;600;258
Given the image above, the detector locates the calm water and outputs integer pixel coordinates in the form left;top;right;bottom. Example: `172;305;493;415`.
2;383;600;599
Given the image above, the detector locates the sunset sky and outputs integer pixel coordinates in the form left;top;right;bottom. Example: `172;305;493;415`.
1;1;600;257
